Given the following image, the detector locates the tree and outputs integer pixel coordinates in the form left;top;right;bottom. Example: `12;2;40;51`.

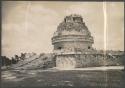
12;57;16;64
1;56;11;66
15;55;19;63
20;53;26;60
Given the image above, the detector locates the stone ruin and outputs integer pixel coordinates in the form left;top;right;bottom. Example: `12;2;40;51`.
6;14;124;70
51;14;124;69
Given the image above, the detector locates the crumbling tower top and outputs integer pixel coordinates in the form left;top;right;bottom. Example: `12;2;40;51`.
53;14;91;37
52;14;94;53
64;14;83;23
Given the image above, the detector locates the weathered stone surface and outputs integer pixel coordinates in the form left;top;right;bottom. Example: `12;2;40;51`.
11;53;56;70
51;14;124;68
52;14;94;53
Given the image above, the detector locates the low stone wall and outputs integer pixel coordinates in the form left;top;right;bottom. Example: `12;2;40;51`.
55;53;124;68
75;54;124;68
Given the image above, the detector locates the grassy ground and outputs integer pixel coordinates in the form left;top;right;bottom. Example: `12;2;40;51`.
1;70;125;88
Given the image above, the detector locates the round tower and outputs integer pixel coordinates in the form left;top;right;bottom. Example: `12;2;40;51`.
51;14;94;69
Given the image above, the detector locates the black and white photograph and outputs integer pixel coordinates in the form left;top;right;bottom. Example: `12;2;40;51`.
1;1;125;88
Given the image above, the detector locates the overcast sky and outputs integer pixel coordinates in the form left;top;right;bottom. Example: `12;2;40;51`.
2;1;124;58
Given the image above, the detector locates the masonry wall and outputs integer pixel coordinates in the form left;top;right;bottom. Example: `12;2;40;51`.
74;54;124;68
54;41;92;51
54;54;124;68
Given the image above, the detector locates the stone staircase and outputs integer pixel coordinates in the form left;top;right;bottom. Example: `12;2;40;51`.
11;54;55;70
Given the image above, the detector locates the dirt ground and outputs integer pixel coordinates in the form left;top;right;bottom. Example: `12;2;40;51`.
1;70;125;88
